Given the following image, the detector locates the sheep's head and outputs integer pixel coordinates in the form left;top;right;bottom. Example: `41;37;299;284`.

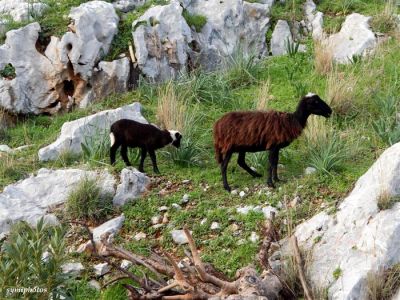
169;130;182;148
302;93;332;118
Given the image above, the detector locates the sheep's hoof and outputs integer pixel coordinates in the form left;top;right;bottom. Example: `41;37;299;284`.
267;182;276;189
224;185;231;192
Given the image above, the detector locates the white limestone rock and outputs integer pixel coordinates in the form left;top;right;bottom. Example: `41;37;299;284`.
0;0;47;23
113;167;149;206
38;103;147;161
93;262;111;276
271;20;293;56
185;0;271;70
171;229;189;245
59;1;119;81
132;0;192;82
92;214;125;242
304;0;324;40
62;262;84;276
0;168;115;235
325;13;377;64
287;142;400;299
113;0;148;12
0;144;12;153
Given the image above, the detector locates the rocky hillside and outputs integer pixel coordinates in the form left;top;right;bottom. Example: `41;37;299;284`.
0;0;400;299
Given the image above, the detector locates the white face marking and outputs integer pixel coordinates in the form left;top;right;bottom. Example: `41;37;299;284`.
168;130;180;143
306;92;316;98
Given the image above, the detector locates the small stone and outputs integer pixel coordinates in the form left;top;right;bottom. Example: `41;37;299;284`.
231;189;238;195
229;224;240;232
305;167;317;175
0;145;12;153
290;196;301;207
210;222;220;230
181;194;190;204
276;201;283;209
182;180;191;184
262;206;278;219
158;206;168;212
200;218;207;225
249;232;259;243
88;280;101;291
151;215;162;225
171;230;189;245
152;224;164;229
244;187;249;192
162;213;169;224
237;239;246;245
62;262;84;275
94;262;110;276
239;191;246;198
121;259;133;270
134;232;147;241
171;203;182;210
41;251;51;263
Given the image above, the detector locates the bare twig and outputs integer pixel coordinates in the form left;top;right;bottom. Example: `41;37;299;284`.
290;236;313;300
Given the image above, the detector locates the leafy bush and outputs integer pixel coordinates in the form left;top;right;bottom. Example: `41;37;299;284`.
65;177;113;221
0;219;69;299
182;9;207;32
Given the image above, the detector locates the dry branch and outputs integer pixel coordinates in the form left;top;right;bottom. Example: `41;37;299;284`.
290;236;313;300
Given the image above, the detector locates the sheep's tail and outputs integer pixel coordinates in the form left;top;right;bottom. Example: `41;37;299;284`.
109;132;116;147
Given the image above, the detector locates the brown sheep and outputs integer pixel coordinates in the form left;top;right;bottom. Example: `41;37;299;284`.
213;93;332;191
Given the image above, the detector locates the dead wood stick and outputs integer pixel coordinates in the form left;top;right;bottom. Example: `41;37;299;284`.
290;236;313;300
183;227;238;295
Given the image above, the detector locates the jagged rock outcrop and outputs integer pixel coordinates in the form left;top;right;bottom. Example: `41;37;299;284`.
0;168;115;235
38;102;147;161
304;0;324;40
0;0;47;22
132;0;192;82
0;1;123;115
325;13;377;63
278;142;400;299
113;0;148;12
271;20;292;56
185;0;271;70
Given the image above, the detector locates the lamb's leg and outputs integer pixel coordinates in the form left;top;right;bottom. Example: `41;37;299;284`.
221;150;233;192
149;150;160;174
267;150;276;188
271;148;281;182
237;151;262;178
110;143;120;165
120;145;132;166
138;148;147;173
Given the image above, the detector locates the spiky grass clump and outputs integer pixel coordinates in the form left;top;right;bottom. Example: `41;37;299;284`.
314;41;333;75
326;68;358;115
377;189;400;210
371;0;398;34
366;265;400;300
224;50;261;89
65;177;113;222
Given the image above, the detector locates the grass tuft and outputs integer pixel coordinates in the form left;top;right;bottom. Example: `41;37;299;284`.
314;41;333;75
182;9;207;32
366;264;400;300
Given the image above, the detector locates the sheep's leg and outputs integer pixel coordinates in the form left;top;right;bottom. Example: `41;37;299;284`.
110;143;120;165
120;145;132;166
271;148;281;182
221;150;233;192
149;150;160;174
267;150;276;188
237;151;262;178
138;148;147;173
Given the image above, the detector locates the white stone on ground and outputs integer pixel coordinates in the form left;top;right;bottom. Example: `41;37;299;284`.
121;259;133;270
93;262;110;276
92;214;125;242
210;222;220;230
171;229;189;245
113;167;149;206
62;262;84;275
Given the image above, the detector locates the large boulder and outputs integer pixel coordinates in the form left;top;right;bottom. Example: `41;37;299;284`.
113;0;148;13
271;20;293;56
59;1;119;81
38;102;148;161
132;0;192;82
285;142;400;299
0;23;63;114
185;0;271;70
113;167;149;207
325;13;377;63
0;168;115;235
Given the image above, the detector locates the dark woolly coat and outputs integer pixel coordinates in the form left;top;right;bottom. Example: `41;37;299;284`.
213;111;303;163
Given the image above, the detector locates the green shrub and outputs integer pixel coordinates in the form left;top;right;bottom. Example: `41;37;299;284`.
182;9;207;32
0;219;69;299
65;177;113;221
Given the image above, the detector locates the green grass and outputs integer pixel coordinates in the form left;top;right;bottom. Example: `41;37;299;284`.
182;9;207;32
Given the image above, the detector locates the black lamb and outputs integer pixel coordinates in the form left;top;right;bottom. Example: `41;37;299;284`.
110;119;182;174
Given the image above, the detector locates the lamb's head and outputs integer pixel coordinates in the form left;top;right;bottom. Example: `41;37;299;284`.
169;130;182;148
302;93;332;118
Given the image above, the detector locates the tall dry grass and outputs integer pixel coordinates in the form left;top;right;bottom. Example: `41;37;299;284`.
326;68;358;115
314;40;333;76
254;79;273;111
157;82;187;133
